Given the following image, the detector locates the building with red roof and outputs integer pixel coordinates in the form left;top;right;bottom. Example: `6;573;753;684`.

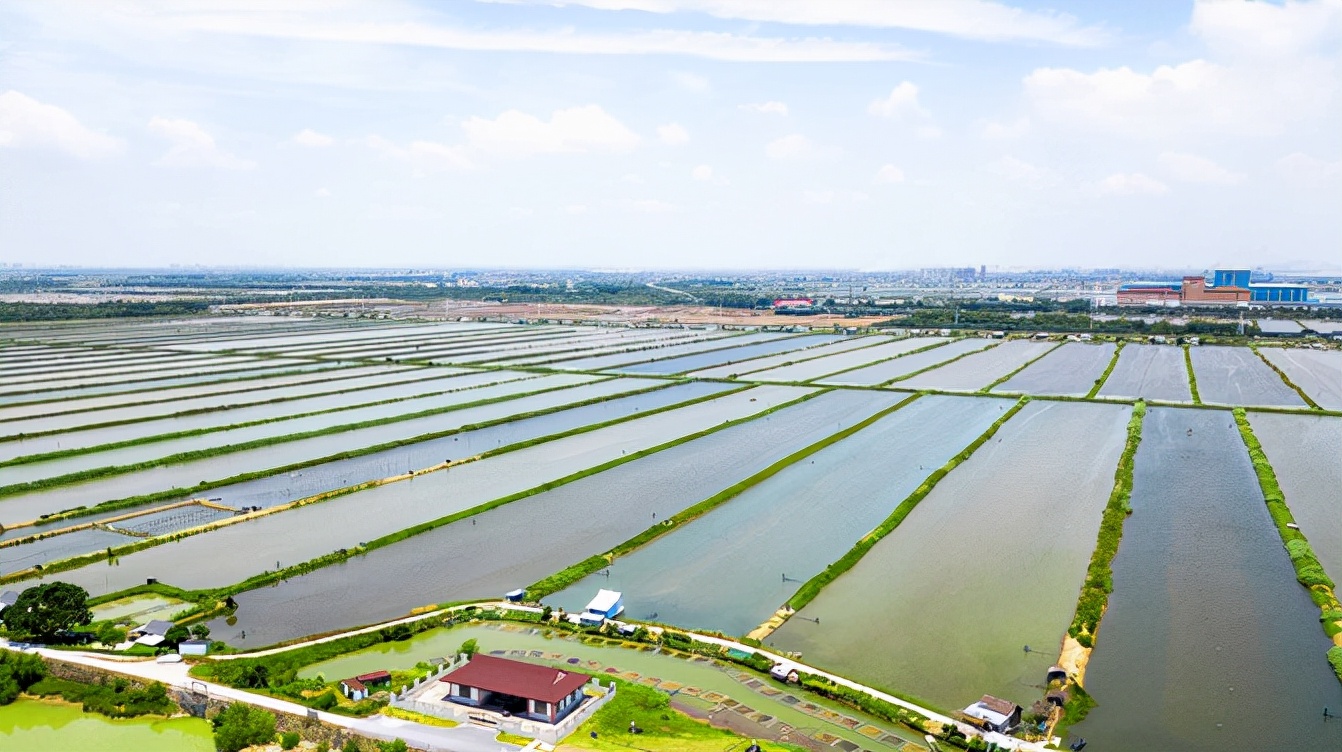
440;654;591;724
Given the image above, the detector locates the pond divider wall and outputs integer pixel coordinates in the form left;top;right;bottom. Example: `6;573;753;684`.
1182;344;1201;404
1085;341;1124;399
981;341;1064;392
882;340;1001;386
761;395;1030;635
1232;408;1342;682
801;338;952;383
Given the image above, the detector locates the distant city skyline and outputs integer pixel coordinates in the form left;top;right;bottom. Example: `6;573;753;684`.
2;1;1339;271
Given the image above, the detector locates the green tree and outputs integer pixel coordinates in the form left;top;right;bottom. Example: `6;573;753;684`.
163;625;191;646
211;703;276;752
342;738;361;752
459;638;478;658
280;731;301;749
96;623;127;646
190;624;211;640
378;740;409;752
4;582;92;642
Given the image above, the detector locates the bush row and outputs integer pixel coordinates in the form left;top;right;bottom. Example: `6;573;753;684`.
1251;347;1321;410
1067;400;1146;647
1182;345;1201;404
1085;341;1125;399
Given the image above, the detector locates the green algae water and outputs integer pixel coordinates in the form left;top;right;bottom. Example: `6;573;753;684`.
0;698;212;752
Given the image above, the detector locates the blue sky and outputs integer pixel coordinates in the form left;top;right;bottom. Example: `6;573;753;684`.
1;1;1339;271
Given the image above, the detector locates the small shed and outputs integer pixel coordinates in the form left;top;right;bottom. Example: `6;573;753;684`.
178;639;210;656
583;589;623;622
1046;665;1068;684
504;588;527;603
961;695;1022;734
340;678;368;701
356;670;392;689
769;663;799;683
131;619;174;646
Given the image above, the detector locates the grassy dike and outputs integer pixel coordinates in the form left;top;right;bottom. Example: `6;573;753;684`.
1232;408;1342;683
980;341;1063;392
5;386;810;594
526;393;924;599
0;371;549;467
882;340;1001;386
1183;344;1202;404
1;380;704;530
1251;346;1321;410
779;395;1029;619
1085;341;1125;399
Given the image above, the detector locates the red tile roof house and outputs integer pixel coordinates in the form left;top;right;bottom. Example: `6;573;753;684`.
440;654;591;724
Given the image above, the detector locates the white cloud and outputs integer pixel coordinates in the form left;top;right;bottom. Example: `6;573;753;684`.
564;204;588;214
981;118;1029;140
657;123;689;145
868;82;928;120
1158;152;1245;185
0;90;122;158
463;105;639;156
873;164;905;184
1098;172;1169;196
491;0;1110;46
1275;152;1342;182
314;187;332;198
802;189;869;205
148;117;255;170
624;198;677;213
988;156;1059;189
740;101;788;115
140;9;918;63
1190;0;1342;58
293;128;335;147
669;71;710;92
691;164;714;181
364;135;472;170
765;133;834;161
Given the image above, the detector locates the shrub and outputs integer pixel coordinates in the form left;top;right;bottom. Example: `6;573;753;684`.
211;703;276;752
280;731;301;750
379;740;409;752
1329;647;1342;683
312;690;339;710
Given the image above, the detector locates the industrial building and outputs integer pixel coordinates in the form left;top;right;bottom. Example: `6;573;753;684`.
1118;269;1312;307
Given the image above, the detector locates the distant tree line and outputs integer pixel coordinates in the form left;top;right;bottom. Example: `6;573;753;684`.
0;300;211;322
883;308;1255;336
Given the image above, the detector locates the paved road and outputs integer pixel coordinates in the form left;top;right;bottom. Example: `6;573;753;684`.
2;639;519;752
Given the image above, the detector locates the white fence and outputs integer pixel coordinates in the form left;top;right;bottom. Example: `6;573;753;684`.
392;675;616;745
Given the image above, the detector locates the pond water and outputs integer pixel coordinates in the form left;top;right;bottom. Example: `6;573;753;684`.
745;338;947;383
548;394;1014;636
772;400;1132;712
509;331;725;367
205;390;901;647
54;385;811;594
0;369;517;464
0;365;448;437
1094;344;1191;402
617;335;841;375
0;357;305;396
689;336;890;379
1258;348;1342;410
0;377;654;527
992;342;1116;397
0;699;212;751
1073;407;1342;751
1188;346;1305;407
896;340;1057;392
0;363;392;420
0;373;595;485
821;339;991;386
1248;412;1342;581
551;333;782;371
0;361;339;404
0;353;251;387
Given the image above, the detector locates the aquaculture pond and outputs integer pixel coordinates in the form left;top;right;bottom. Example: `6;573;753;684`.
205;389;902;647
0;360;341;405
552;333;781;371
1258;347;1342;410
0;376;652;527
1093;343;1192;402
0;369;519;464
1073;407;1342;751
0;700;212;751
57;385;813;594
745;337;947;383
547;394;1014;636
688;336;888;378
1247;412;1342;580
294;622;925;752
820;339;990;386
617;335;840;375
771;400;1132;712
2;381;722;558
896;340;1057;392
1188;346;1305;407
992;342;1116;396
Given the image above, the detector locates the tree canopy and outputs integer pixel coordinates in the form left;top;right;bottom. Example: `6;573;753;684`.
3;582;92;642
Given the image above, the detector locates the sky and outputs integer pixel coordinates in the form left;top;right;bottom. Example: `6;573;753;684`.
0;0;1339;271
